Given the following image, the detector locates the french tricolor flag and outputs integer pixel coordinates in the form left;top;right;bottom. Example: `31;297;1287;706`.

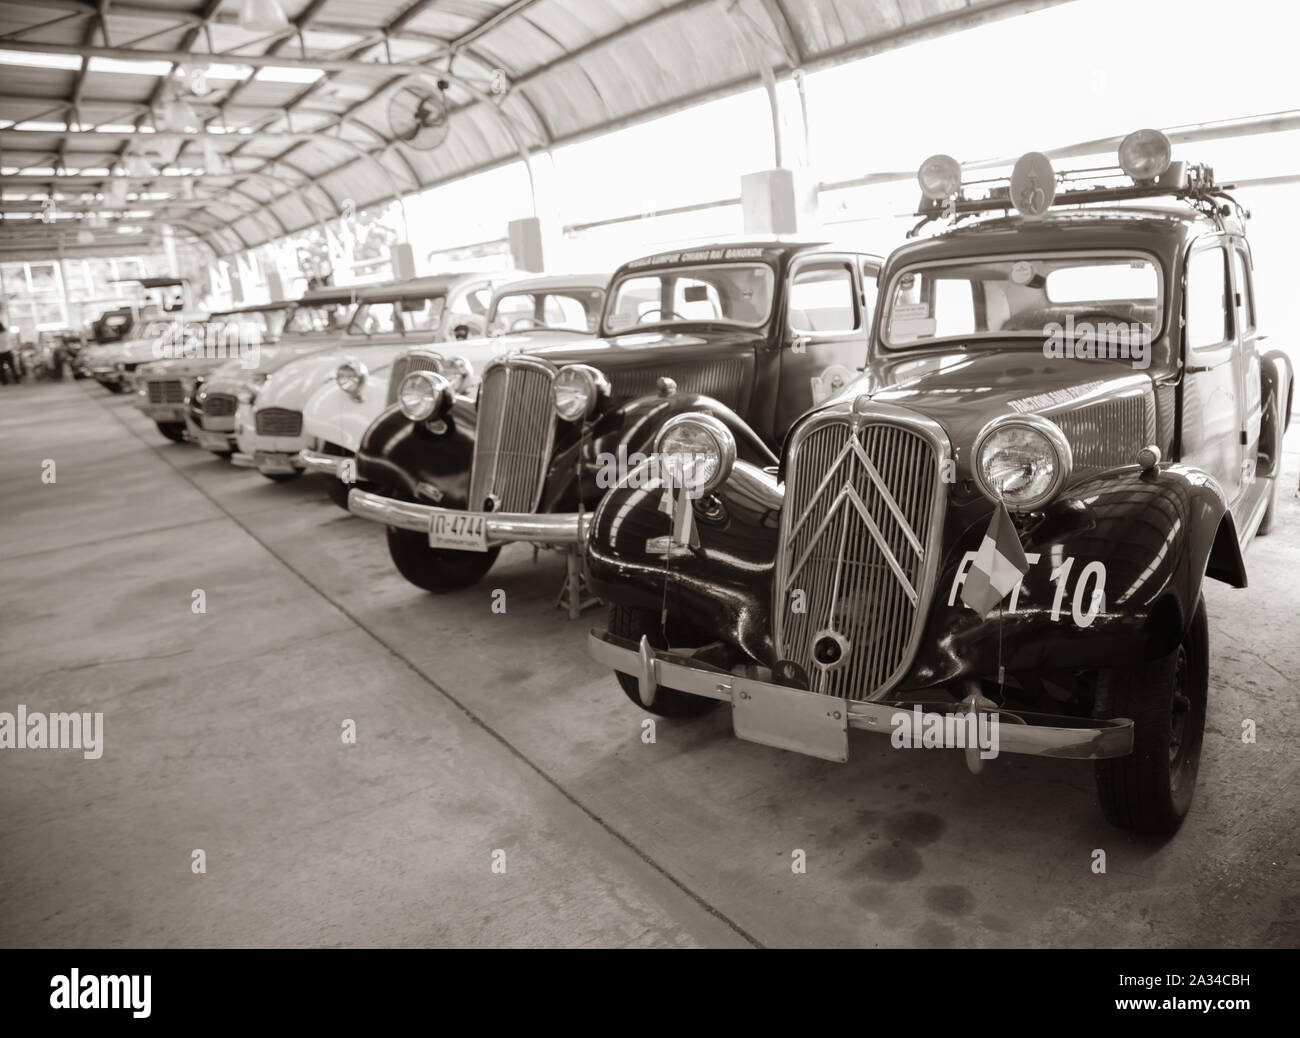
961;499;1030;617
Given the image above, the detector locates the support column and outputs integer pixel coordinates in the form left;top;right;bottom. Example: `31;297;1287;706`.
508;216;544;273
390;241;416;280
740;168;816;236
266;271;286;302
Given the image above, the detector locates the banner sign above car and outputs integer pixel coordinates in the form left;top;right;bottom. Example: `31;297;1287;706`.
624;246;781;270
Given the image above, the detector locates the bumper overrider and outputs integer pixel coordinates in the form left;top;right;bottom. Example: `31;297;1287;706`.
347;487;591;546
297;448;347;478
588;630;1134;764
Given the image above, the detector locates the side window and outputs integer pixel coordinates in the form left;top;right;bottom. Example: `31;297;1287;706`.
1231;246;1256;334
1185;245;1231;349
788;262;858;334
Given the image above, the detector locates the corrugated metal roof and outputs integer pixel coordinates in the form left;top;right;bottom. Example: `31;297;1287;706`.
0;0;1067;258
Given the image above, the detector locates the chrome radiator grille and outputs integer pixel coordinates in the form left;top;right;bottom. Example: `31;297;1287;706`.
386;352;444;406
774;419;941;701
146;379;185;404
255;407;303;437
1054;388;1156;477
203;393;237;418
467;360;555;513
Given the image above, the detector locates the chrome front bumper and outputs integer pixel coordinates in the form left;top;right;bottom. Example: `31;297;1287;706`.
588;630;1135;763
297;448;346;478
347;487;590;546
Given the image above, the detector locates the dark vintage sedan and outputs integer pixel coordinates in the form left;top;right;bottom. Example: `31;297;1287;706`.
586;132;1293;834
346;242;882;607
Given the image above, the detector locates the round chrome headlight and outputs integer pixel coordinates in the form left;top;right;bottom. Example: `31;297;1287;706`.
398;370;452;422
654;413;736;495
972;414;1072;511
553;364;609;422
336;359;367;398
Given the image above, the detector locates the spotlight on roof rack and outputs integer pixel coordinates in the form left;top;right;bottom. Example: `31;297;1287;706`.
1010;151;1055;217
917;154;961;201
1118;128;1172;184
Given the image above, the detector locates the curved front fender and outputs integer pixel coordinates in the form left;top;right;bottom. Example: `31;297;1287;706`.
586;454;783;664
902;463;1239;690
354;397;476;505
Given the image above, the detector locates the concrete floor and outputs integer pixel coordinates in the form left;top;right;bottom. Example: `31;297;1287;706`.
2;378;1297;948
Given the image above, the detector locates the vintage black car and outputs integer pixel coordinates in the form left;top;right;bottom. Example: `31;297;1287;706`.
585;132;1293;834
346;242;882;605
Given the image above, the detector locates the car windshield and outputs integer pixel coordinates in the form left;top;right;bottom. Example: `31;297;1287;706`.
348;295;446;336
489;288;605;335
603;264;775;333
285;302;350;335
882;253;1163;349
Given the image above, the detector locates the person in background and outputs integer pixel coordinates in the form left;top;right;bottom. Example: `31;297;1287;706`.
0;305;20;385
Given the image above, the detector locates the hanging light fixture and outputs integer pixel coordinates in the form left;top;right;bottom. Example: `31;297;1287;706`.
239;0;289;32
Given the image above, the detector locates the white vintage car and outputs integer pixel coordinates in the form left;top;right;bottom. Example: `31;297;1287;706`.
189;288;357;457
136;300;300;444
233;271;523;482
297;273;611;497
84;303;204;396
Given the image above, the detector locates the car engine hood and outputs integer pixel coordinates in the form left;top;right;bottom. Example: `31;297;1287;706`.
809;346;1157;471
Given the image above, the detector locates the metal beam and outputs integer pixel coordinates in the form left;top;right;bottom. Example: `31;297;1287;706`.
0;37;441;76
0;0;455;50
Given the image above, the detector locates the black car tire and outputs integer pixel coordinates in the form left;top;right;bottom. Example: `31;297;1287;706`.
260;470;302;484
1093;595;1208;836
609;603;722;719
155;421;187;443
102;381;124;394
385;525;500;592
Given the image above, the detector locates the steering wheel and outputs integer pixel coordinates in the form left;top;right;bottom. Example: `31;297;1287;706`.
638;308;688;324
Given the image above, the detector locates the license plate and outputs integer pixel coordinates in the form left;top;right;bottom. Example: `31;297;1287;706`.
197;431;229;451
428;511;488;552
731;678;849;763
256;451;296;474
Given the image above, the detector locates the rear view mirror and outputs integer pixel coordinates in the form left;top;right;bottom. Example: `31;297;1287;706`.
683;285;710;303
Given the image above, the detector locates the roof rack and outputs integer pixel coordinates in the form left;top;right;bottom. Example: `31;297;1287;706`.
908;130;1250;238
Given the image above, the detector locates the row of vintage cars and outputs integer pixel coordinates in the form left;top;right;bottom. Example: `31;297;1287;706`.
93;132;1292;836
